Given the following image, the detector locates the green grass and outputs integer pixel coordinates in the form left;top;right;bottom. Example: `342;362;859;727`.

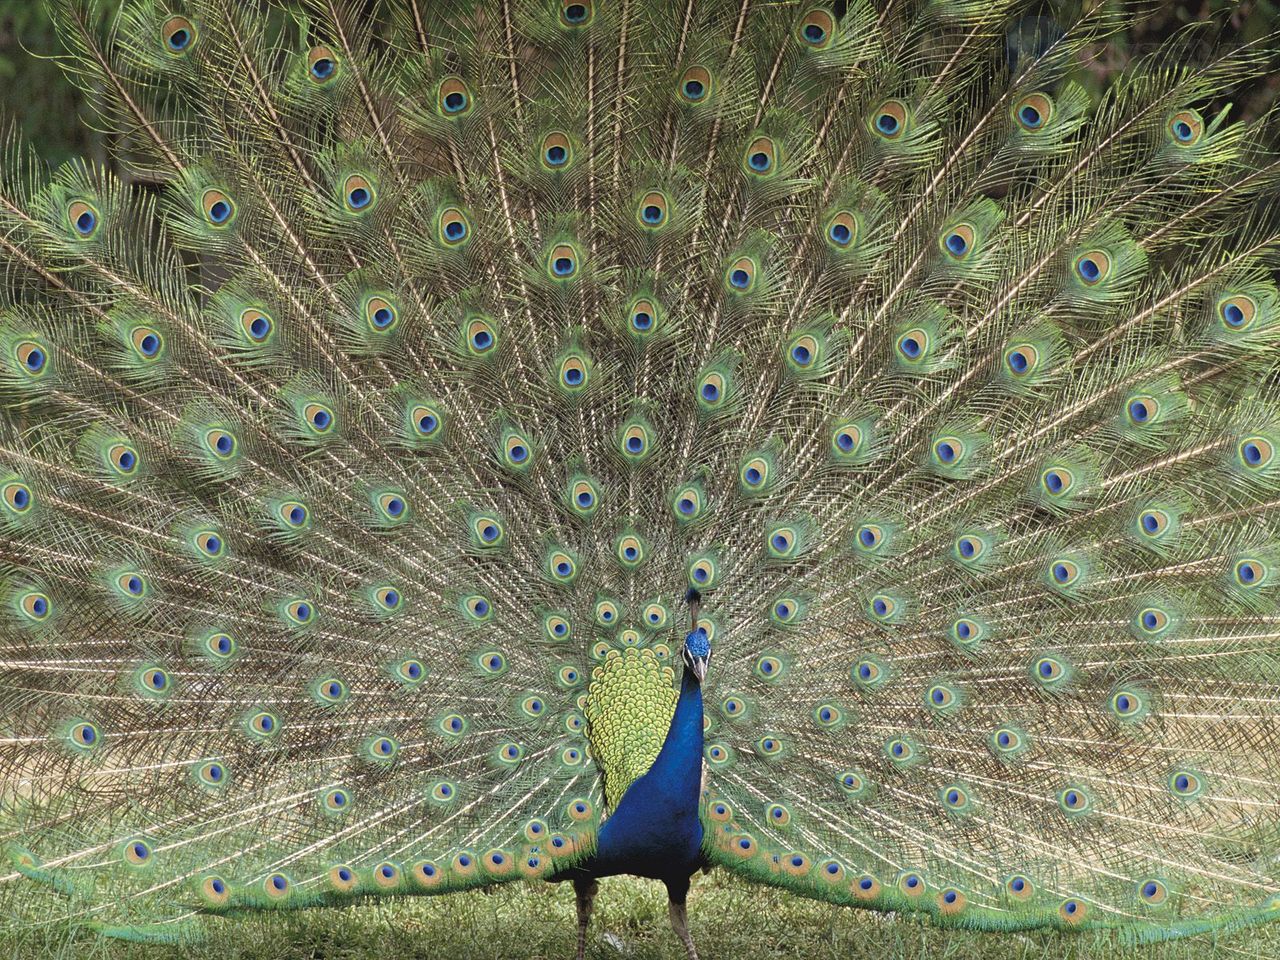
4;871;1280;959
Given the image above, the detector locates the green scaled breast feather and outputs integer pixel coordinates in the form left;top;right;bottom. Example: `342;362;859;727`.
585;648;679;811
0;0;1279;949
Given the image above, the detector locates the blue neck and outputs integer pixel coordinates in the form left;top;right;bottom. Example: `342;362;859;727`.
588;667;705;880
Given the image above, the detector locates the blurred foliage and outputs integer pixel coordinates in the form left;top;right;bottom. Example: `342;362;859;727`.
0;0;1277;168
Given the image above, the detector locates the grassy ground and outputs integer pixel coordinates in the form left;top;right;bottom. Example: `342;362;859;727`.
3;871;1279;960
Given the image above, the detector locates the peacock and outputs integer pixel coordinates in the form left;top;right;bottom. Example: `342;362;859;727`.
3;0;1280;957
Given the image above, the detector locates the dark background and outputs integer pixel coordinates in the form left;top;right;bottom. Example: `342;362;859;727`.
1;0;1277;169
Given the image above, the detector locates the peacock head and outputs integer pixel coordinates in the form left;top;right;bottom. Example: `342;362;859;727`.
682;626;711;684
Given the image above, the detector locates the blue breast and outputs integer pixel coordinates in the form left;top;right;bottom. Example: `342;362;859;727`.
589;669;705;880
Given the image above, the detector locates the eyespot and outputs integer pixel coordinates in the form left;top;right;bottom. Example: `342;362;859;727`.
503;433;532;469
1013;92;1053;131
1136;508;1170;539
203;632;235;660
797;9;835;48
743;136;777;177
308;46;339;83
767;526;796;558
303;402;335;433
642;603;668;629
129;325;164;360
926;685;955;709
706;743;732;765
595;600;618;625
1034;655;1067;683
123;839;153;867
453;595;488;625
896;328;928;362
679;65;711;103
541;131;572;169
1136;606;1171;637
1169;770;1202;798
871;100;908;139
1005;875;1033;900
1239;437;1275;470
439;77;472;116
1049;559;1080;586
567;798;593;821
788;334;820;370
248;710;279;737
950;617;983;647
201;190;235;227
932;436;965;465
286;599;314;624
560;355;589;391
559;0;593;27
340;176;373;216
688;556;717;588
263;874;291;900
520;695;546;719
755;656;783;680
1110;689;1143;718
1126;394;1158;425
364;296;397;333
616;535;644;567
698;371;727;407
534;612;568;644
898;872;925;896
1167;109;1203;146
853;874;881;899
478;650;507;675
1040;467;1074;497
813;704;841;727
367;735;398;760
1004;343;1039;377
885;738;914;764
1073;249;1111;285
629;298;658;334
375;588;404;614
2;481;32;514
322;787;352;813
106;442;139;475
15;341;49;377
548;243;577;278
70;722;99;749
161;15;196;54
831;423;863;458
620;423;651;459
1218;294;1257;330
672;486;705;522
852;657;884;687
772;597;799;625
314;677;345;704
867;594;896;620
328;864;359;892
991;727;1023;756
240;308;273;343
825;210;857;249
466;317;497;355
1235;558;1266;587
274;500;308;530
725;257;756;292
137;667;169;695
439;207;470;245
67;200;99;238
1058;786;1090;813
472;515;504;547
440;713;467;736
196;760;226;788
1138;878;1168;906
940;223;975;259
195;531;224;558
205;429;237;460
954;535;985;563
637;191;669;228
410;404;442;440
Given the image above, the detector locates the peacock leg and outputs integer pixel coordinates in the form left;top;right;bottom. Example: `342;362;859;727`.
665;877;698;960
573;877;598;960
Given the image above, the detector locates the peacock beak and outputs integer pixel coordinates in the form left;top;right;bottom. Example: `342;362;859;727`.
683;650;709;684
